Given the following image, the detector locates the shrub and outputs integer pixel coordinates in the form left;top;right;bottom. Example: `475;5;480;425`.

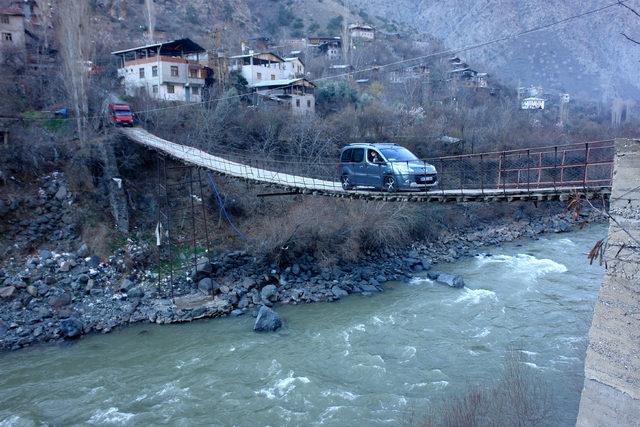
419;350;554;426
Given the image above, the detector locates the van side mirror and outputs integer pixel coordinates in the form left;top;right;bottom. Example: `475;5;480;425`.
373;157;385;164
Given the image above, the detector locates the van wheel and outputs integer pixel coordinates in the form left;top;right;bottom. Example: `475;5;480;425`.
383;175;397;192
341;174;353;190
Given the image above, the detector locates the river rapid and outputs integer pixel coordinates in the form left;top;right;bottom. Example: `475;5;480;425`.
0;225;605;426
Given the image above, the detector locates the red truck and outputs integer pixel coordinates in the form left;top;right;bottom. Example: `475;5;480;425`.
107;103;134;126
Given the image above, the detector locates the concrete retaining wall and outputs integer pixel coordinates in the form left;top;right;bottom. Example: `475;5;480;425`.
577;139;640;426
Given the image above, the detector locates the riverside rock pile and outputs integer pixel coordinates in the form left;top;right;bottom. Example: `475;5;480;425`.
0;175;605;350
0;173;81;258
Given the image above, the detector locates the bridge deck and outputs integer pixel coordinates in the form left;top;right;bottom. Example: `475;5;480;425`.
121;127;611;203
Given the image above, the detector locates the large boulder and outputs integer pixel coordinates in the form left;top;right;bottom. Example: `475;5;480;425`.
48;292;72;308
39;250;52;262
260;284;277;302
198;277;218;294
253;305;282;332
54;185;68;201
59;317;83;338
127;286;145;299
428;271;465;288
76;243;90;258
331;286;349;299
0;286;16;299
192;258;215;282
119;278;135;293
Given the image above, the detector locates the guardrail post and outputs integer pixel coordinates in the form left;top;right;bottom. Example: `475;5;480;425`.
526;149;531;194
553;146;558;191
583;142;589;190
480;153;485;195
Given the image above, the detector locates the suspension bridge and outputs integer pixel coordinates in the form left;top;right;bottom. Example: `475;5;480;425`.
120;127;614;203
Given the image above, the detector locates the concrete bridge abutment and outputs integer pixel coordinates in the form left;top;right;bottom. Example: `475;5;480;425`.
577;138;640;426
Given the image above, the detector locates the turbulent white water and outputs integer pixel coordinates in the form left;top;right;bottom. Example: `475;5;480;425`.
0;225;605;426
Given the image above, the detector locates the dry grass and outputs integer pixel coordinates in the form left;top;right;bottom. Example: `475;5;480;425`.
248;197;440;266
417;350;554;427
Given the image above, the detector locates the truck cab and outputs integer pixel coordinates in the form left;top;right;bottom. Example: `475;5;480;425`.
107;104;134;126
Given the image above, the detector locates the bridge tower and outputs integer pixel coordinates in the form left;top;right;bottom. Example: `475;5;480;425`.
155;154;214;295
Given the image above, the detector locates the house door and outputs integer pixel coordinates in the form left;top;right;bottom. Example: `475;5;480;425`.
185;86;191;102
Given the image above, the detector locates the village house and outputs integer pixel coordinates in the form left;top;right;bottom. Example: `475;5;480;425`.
229;51;315;114
348;24;375;41
284;56;305;79
251;78;316;114
328;64;354;78
240;36;272;53
0;0;57;73
389;64;429;84
0;6;26;55
230;51;290;83
307;36;341;58
521;97;545;110
448;56;489;89
112;38;209;103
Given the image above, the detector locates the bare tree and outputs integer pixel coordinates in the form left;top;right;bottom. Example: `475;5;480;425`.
144;0;156;43
55;0;91;146
34;0;52;51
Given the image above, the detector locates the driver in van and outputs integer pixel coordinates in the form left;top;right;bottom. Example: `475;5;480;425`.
368;149;380;163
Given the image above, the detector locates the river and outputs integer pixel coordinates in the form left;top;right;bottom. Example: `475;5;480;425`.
0;225;605;426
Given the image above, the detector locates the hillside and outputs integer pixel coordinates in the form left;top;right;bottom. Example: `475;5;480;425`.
91;1;640;102
349;0;640;101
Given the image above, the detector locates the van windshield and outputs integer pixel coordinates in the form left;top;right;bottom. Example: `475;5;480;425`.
380;147;418;162
114;111;132;116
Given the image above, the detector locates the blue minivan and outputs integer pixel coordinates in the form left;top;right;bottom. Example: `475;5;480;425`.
338;143;438;192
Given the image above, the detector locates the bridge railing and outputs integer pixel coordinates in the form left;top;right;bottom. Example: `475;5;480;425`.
127;128;614;195
424;140;614;195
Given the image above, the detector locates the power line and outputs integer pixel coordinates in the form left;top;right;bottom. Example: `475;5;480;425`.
13;0;626;122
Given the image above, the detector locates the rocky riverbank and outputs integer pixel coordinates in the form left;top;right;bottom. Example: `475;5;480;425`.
0;174;607;350
0;209;605;351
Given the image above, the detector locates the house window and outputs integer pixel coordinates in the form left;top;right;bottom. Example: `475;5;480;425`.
189;68;198;78
1;15;9;24
152;66;158;77
307;100;311;108
167;84;175;94
296;99;300;108
152;85;158;94
2;32;11;42
139;68;145;78
271;74;275;80
170;66;179;77
192;87;199;95
256;72;262;80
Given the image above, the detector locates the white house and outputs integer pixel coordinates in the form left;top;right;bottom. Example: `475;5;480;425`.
521;97;545;110
284;57;304;79
112;38;209;103
348;24;375;41
230;51;290;85
230;51;315;113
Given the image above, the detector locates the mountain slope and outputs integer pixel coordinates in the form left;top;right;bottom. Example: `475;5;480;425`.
350;0;640;100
